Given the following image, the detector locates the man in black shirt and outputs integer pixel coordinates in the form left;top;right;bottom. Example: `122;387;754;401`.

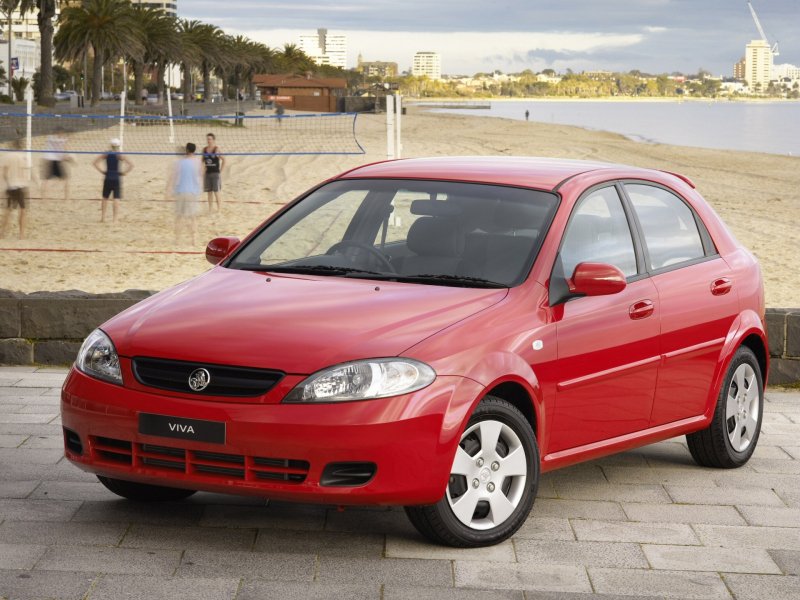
202;133;225;212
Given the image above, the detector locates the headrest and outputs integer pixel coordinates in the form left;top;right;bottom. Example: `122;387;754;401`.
407;217;464;257
410;199;462;217
493;201;549;231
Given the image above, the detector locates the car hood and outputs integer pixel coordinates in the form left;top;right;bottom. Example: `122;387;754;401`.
104;267;508;374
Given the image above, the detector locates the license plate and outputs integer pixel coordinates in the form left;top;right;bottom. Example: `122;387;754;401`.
138;413;226;444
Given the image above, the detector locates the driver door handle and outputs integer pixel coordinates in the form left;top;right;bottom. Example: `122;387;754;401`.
629;299;655;320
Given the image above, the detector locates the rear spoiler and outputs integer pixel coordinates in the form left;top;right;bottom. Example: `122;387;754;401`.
660;170;696;189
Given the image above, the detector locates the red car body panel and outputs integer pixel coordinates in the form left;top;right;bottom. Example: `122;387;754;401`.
61;157;768;504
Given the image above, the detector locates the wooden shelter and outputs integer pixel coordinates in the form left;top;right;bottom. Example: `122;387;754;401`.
253;74;347;112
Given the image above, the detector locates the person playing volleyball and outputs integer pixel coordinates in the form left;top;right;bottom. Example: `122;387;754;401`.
93;139;133;223
202;132;225;212
41;128;74;203
167;143;203;245
1;139;37;240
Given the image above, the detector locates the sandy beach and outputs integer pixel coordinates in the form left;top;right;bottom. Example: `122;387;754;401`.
0;108;797;307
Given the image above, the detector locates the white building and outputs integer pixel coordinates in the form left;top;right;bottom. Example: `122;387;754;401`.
131;1;178;16
412;52;441;80
773;63;800;82
299;29;347;70
744;39;773;90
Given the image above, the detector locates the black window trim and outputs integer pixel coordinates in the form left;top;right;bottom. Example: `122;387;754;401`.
225;177;562;289
549;182;644;306
618;179;720;277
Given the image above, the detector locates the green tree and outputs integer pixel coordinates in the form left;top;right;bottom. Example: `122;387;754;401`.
11;75;29;101
34;0;57;106
129;6;181;105
177;19;225;101
0;0;28;104
55;0;144;106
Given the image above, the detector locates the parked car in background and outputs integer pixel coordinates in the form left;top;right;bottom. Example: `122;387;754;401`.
61;157;768;547
170;92;184;102
54;90;78;101
100;91;114;101
146;94;159;105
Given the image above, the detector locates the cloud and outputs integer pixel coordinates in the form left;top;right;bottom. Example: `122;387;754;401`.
181;1;800;75
235;28;645;74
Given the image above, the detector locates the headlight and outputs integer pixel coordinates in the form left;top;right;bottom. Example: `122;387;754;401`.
283;358;436;403
76;329;122;385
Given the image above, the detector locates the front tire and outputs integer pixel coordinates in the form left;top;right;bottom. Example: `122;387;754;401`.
686;346;763;468
405;396;539;547
98;475;197;502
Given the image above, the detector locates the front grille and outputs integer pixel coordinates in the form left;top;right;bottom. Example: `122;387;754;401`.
89;436;309;484
132;357;283;397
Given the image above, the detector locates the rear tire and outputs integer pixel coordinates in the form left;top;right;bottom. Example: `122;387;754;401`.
686;346;763;468
405;395;539;547
98;475;197;502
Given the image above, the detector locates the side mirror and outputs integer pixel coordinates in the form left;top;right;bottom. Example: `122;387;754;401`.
568;262;627;296
205;236;240;265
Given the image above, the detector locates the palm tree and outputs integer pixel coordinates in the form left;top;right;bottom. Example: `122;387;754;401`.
128;6;181;105
0;0;21;103
274;43;315;75
176;19;204;101
28;0;56;106
55;0;144;106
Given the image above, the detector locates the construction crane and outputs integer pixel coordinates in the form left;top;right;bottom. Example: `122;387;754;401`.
747;1;780;56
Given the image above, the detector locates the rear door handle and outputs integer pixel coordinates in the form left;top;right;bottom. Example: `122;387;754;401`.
629;299;655;320
711;277;733;296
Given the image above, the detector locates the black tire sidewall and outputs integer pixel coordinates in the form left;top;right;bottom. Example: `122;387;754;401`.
718;347;764;465
433;396;539;546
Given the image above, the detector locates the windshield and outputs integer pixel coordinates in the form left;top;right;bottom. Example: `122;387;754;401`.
228;179;559;288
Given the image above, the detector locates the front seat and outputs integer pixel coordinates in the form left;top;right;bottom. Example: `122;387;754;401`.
400;217;464;276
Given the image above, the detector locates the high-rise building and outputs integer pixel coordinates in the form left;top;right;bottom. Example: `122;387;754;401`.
131;1;178;17
412;51;441;80
733;57;746;80
744;39;773;90
299;29;347;70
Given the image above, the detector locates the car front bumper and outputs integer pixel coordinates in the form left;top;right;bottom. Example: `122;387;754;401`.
60;367;483;505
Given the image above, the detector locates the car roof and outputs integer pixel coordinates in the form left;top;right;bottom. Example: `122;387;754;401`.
337;156;651;191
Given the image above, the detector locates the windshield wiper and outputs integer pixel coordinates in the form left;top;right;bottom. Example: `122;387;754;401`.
235;264;386;277
385;274;508;288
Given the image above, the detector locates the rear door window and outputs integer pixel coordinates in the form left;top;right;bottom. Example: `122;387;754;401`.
625;184;705;271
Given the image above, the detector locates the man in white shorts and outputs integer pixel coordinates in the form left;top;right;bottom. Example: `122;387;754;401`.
167;143;203;245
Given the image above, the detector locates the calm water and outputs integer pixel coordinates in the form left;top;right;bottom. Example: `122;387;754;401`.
430;100;800;156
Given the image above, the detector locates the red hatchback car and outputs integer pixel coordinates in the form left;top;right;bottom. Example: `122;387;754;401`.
61;157;768;547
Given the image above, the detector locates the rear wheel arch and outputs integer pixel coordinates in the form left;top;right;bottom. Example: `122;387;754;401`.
740;333;768;383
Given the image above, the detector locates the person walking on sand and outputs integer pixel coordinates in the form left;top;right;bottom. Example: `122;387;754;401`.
1;139;36;240
525;109;529;121
41;129;73;203
202;133;225;212
168;143;203;245
93;138;133;223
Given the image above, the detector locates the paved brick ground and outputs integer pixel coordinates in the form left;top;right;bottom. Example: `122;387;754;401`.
1;366;799;600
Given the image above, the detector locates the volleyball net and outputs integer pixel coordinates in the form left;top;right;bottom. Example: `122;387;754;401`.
0;111;365;156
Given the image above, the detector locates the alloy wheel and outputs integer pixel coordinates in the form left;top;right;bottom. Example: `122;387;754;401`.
446;419;527;530
724;363;760;452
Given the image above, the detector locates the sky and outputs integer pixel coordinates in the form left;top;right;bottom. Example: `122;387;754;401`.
180;0;799;76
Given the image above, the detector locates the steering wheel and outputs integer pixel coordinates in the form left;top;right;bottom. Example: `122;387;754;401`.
326;240;394;272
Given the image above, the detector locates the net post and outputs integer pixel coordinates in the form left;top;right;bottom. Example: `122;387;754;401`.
25;84;33;175
119;62;127;150
166;77;175;144
394;93;402;159
386;94;395;160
